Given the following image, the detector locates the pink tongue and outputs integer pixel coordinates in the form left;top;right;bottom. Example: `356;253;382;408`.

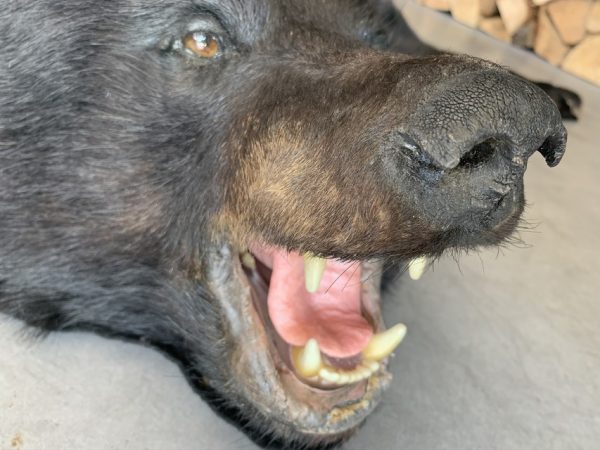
252;247;373;358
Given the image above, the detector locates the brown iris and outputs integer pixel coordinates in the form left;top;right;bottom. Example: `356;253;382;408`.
183;31;220;58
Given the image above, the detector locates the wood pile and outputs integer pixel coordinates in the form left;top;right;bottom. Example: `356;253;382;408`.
418;0;600;86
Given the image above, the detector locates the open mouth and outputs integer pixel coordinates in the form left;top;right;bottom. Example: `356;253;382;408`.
242;244;409;386
206;239;428;437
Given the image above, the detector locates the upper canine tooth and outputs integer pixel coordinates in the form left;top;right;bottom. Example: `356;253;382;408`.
408;256;428;280
241;251;256;270
362;323;407;361
293;338;322;378
303;253;327;293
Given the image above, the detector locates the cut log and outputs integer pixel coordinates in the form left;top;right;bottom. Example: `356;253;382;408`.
419;0;451;11
479;17;511;42
497;0;534;35
547;0;591;46
587;1;600;34
479;0;497;17
450;0;480;27
448;0;497;26
534;8;570;65
562;35;600;85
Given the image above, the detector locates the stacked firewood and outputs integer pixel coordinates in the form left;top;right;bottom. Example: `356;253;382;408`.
418;0;600;86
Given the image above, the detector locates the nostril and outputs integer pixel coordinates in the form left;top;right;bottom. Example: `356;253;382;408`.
457;138;502;170
538;134;565;167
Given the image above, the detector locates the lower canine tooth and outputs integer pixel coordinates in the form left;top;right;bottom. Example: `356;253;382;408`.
303;253;327;293
362;323;407;361
408;256;428;280
293;338;322;378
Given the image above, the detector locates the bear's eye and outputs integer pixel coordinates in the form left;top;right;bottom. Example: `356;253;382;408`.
182;31;221;58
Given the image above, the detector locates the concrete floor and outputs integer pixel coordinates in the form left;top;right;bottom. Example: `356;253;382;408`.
2;2;600;449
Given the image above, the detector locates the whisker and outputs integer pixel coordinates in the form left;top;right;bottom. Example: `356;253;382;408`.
324;261;357;294
341;262;361;292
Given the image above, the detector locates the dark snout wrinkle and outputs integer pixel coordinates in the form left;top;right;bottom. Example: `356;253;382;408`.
395;70;567;171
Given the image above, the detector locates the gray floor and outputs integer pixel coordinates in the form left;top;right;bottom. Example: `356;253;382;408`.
2;2;600;449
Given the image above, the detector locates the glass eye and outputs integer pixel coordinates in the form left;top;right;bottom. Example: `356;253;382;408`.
182;31;221;58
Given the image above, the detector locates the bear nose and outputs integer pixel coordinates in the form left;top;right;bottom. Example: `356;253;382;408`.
393;70;567;172
379;68;568;231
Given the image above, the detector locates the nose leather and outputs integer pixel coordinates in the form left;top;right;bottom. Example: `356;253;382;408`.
394;70;567;171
